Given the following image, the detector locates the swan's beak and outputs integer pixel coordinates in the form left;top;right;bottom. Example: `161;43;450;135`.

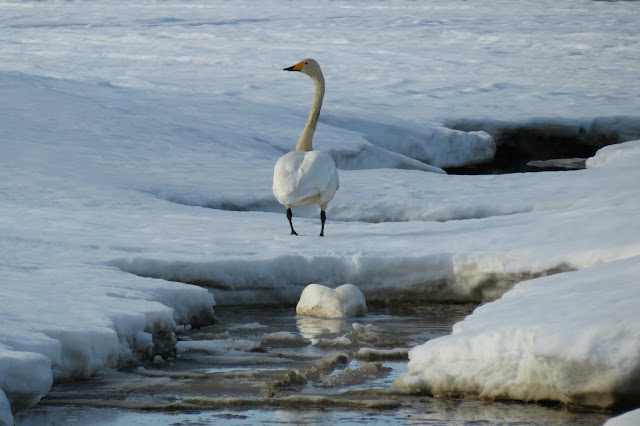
284;62;304;72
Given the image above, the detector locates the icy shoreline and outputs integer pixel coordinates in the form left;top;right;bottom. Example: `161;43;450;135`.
3;0;640;423
3;139;640;422
397;255;640;409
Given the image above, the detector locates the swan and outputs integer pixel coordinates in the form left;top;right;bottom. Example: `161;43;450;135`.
273;59;339;237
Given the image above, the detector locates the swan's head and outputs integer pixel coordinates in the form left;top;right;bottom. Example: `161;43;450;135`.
283;58;322;79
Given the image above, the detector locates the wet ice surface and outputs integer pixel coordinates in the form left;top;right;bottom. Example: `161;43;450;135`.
16;304;610;425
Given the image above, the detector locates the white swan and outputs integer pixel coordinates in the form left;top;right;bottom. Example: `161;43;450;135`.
273;59;339;237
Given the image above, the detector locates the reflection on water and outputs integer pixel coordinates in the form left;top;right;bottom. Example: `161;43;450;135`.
16;303;611;425
297;316;350;338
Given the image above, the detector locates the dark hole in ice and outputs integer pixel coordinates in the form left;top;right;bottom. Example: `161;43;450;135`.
444;120;632;175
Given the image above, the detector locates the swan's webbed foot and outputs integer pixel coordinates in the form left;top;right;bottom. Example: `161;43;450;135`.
319;210;326;237
287;208;298;236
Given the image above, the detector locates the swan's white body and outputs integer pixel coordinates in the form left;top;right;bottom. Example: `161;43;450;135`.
273;59;339;236
273;150;339;208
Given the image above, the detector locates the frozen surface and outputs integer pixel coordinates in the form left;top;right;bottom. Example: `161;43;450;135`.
397;256;640;408
296;284;367;318
605;409;640;426
177;339;259;354
1;0;640;423
19;305;609;426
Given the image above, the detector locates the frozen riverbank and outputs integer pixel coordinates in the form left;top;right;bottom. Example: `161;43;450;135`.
2;0;640;423
15;305;611;426
397;255;640;409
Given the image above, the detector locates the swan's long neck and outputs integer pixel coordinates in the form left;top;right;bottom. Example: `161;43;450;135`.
296;73;325;152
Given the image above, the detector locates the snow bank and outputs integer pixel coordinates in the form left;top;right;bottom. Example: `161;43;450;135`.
111;162;640;305
0;270;216;417
323;114;495;168
396;255;640;408
447;116;640;149
296;284;367;318
0;348;51;416
586;139;640;169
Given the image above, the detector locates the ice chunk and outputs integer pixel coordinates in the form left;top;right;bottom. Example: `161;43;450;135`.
586;140;640;169
228;322;268;330
296;284;367;318
356;347;409;361
177;339;260;354
605;408;640;426
396;256;640;408
323;114;496;168
0;348;52;415
261;332;309;347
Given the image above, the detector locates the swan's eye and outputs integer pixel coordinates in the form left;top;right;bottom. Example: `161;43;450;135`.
305;62;308;65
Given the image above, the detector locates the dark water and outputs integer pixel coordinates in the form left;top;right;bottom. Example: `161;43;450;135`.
15;304;611;425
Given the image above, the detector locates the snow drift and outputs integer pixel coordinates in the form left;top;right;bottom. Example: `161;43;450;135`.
397;255;640;409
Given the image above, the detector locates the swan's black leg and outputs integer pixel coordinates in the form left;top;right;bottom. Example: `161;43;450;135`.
287;208;298;235
320;210;326;237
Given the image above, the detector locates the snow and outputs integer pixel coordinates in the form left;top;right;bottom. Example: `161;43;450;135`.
0;349;51;414
1;0;640;423
396;255;640;408
586;138;640;169
605;409;640;426
296;284;367;318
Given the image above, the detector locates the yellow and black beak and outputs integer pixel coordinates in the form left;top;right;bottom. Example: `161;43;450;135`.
283;61;304;72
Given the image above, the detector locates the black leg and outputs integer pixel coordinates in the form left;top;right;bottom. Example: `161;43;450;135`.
320;210;326;237
287;208;298;235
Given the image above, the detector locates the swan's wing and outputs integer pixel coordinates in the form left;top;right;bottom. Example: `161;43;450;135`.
306;151;338;206
273;151;338;206
319;163;339;207
298;151;337;193
273;151;305;204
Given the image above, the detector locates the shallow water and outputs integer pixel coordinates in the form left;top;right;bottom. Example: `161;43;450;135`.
16;304;611;425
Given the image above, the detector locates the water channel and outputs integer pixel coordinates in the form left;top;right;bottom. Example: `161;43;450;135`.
16;304;612;425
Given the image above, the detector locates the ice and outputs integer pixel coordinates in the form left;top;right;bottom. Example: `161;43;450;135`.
0;349;51;415
322;361;387;388
322;114;495;168
313;336;353;349
605;409;640;426
1;0;640;422
397;255;640;408
586;139;640;169
177;339;259;354
261;332;309;348
296;284;367;318
228;323;268;331
356;348;409;362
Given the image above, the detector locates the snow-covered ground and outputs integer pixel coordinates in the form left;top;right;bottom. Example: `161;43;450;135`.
2;0;640;423
605;408;640;426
